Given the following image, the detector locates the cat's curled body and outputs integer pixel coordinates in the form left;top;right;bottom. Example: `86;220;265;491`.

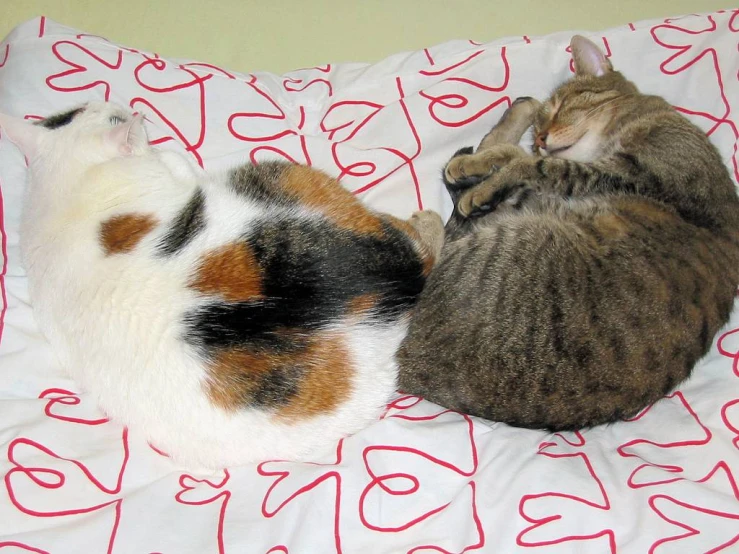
398;36;739;431
0;102;444;468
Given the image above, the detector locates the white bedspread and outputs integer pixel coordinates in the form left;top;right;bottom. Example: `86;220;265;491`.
0;10;738;553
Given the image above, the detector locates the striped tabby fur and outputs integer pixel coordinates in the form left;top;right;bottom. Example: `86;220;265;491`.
397;35;739;430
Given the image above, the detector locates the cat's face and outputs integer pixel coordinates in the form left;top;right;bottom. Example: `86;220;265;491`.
532;36;638;163
58;102;149;161
0;102;149;170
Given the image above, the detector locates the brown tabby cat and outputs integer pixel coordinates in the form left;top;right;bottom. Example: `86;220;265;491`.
397;35;739;431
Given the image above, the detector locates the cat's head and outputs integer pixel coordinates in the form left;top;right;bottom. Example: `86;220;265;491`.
0;102;149;171
533;35;639;162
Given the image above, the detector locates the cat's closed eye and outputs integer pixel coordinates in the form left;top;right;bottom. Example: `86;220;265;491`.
109;115;125;125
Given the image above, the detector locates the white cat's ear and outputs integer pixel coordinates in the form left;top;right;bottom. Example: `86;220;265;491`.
570;35;612;77
0;112;45;157
106;113;147;156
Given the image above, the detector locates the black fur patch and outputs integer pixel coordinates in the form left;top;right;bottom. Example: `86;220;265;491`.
37;107;84;130
228;161;292;205
185;217;426;351
252;364;303;407
159;189;206;256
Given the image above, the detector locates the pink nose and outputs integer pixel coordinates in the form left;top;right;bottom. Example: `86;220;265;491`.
535;132;548;150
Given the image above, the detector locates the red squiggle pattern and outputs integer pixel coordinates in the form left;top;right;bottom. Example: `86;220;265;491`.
651;12;739;182
5;429;129;553
175;470;231;554
517;437;616;553
258;442;345;554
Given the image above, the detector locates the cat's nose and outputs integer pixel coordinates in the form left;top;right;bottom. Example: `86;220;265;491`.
535;132;548;150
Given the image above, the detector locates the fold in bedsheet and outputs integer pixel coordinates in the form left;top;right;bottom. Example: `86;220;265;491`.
0;10;738;553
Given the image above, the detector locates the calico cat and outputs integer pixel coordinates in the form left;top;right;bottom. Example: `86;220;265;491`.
397;35;739;431
0;102;444;468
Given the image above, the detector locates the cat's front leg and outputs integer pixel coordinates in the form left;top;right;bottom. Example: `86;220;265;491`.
443;97;539;210
457;156;627;217
454;151;537;217
444;143;528;190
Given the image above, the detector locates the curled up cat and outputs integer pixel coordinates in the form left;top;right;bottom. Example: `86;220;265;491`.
0;103;444;469
397;35;739;431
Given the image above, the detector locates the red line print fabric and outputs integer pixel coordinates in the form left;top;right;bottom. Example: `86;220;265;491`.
0;10;738;552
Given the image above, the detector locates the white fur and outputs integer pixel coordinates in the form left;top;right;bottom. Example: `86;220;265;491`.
3;102;405;469
555;129;605;163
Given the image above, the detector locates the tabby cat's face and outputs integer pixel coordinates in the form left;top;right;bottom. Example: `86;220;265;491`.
532;36;638;163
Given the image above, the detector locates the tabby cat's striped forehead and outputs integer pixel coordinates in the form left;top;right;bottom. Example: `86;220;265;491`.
548;71;638;107
535;71;641;135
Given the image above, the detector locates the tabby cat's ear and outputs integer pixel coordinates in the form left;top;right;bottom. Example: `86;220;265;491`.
570;35;612;77
0;113;46;158
105;113;147;156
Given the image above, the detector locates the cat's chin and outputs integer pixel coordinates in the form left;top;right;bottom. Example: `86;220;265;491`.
549;133;603;163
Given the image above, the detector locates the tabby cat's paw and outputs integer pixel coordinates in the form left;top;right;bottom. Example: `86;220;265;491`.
457;180;499;218
442;147;482;190
510;96;542;115
445;144;526;191
410;209;445;259
457;173;533;218
443;154;491;189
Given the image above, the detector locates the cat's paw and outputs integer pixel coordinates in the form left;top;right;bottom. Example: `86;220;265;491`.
445;144;525;189
442;146;481;190
443;153;490;189
510;96;542;115
457;171;534;218
409;209;445;259
457;180;498;218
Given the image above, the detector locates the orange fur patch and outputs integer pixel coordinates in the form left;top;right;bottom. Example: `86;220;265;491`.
281;165;384;236
206;349;274;410
190;242;264;302
277;332;353;421
100;213;158;255
348;293;379;316
281;165;434;272
205;331;353;420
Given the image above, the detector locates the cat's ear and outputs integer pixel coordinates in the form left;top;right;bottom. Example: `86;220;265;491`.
106;113;147;156
0;113;46;157
570;35;612;77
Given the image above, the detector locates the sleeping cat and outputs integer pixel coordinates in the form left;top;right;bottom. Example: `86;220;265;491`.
0;102;444;468
398;35;739;431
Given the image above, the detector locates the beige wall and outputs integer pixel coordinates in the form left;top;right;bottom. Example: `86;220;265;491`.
2;0;731;74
